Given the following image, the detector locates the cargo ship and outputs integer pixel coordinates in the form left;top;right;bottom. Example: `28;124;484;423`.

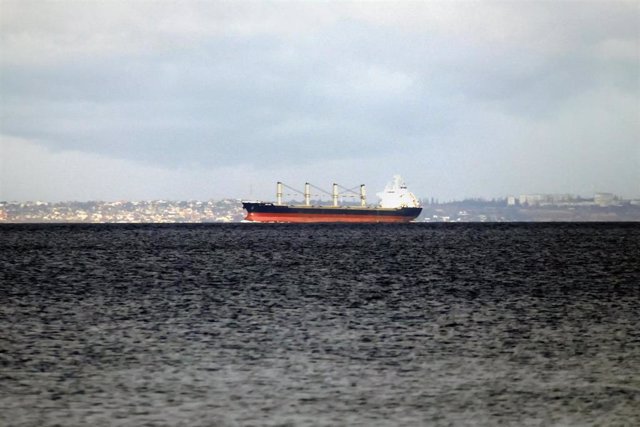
242;175;422;223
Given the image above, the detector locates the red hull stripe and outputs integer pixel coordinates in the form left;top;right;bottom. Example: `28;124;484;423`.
245;212;416;223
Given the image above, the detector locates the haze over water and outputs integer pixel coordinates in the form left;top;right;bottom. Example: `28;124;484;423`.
2;223;639;426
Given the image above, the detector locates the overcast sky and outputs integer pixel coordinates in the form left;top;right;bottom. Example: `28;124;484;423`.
1;1;638;202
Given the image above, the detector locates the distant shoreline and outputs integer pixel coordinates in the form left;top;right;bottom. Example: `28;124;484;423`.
2;198;639;223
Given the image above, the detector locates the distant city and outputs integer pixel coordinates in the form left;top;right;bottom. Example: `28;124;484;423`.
0;200;245;223
2;192;639;223
421;193;640;222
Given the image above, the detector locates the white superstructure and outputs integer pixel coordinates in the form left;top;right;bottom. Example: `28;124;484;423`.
377;175;420;208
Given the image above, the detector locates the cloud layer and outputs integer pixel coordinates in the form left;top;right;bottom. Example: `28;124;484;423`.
1;1;639;201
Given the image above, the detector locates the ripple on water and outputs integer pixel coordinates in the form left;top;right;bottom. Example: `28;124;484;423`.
1;223;639;426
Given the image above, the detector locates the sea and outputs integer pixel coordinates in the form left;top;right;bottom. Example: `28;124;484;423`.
1;223;639;426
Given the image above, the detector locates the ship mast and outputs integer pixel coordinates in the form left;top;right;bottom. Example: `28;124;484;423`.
304;183;311;206
276;182;283;205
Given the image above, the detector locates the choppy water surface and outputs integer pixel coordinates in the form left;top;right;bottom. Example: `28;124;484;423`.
1;223;639;426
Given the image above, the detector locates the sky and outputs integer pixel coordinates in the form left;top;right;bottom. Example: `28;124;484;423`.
1;0;639;202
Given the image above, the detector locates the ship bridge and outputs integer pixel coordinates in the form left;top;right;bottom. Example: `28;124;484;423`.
376;175;420;208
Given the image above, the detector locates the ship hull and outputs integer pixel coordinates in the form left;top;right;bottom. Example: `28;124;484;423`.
242;202;422;223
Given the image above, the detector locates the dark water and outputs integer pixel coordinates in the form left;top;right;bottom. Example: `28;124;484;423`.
1;223;639;426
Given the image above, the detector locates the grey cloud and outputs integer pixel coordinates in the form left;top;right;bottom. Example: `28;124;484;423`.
1;26;439;167
1;2;638;200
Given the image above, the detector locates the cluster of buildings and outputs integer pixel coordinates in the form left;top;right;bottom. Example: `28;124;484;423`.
507;192;626;207
422;193;640;222
0;200;245;223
